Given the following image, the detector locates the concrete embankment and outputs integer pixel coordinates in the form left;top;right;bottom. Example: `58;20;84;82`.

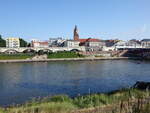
0;57;129;63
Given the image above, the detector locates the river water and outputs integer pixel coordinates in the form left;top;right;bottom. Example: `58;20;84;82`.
0;60;150;106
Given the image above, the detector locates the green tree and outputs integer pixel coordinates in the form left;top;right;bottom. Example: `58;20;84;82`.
27;43;31;47
19;38;28;47
0;35;6;47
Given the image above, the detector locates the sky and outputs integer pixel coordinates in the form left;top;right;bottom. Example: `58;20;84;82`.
0;0;150;41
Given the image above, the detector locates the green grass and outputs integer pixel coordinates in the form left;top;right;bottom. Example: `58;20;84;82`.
0;54;34;60
47;51;84;59
1;89;150;113
73;88;150;108
0;52;84;60
5;102;76;113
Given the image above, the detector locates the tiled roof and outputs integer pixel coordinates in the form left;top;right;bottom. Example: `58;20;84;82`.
39;42;48;45
79;38;100;43
79;39;87;43
32;41;48;45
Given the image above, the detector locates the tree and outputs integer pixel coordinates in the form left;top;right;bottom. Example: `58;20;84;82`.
27;43;31;47
19;38;28;47
0;35;6;47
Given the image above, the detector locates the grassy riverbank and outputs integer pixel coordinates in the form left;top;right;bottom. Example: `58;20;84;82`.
1;89;150;113
0;52;84;60
0;54;34;60
47;51;84;59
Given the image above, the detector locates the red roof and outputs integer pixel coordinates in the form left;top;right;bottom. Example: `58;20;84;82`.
32;41;48;45
39;42;48;45
79;39;87;43
79;38;100;43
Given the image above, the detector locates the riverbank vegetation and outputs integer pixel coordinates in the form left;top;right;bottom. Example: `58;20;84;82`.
0;54;34;60
0;51;84;60
47;51;84;59
1;88;150;113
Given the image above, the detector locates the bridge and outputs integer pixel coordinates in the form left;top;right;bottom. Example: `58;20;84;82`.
0;46;86;53
115;45;150;50
115;47;150;58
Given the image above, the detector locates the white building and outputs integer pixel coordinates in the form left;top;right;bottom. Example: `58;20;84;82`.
64;40;80;47
6;37;20;48
102;46;115;51
49;37;66;47
83;39;105;51
114;41;126;48
126;40;141;47
49;38;58;47
85;40;105;47
114;40;141;49
141;39;150;47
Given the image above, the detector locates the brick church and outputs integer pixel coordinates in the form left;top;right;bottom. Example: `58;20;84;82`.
73;25;101;46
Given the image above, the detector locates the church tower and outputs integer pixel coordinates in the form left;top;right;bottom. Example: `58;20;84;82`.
73;25;79;41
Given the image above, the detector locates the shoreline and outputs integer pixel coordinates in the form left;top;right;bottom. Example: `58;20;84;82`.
0;57;130;63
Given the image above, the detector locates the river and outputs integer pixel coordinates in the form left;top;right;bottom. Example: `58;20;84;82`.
0;60;150;106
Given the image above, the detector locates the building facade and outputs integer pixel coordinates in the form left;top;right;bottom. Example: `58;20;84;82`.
49;37;65;47
84;39;104;47
64;40;80;47
6;37;20;48
126;40;141;47
141;39;150;47
73;26;103;51
31;39;49;48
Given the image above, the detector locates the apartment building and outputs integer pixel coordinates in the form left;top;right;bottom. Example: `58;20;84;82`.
6;37;20;48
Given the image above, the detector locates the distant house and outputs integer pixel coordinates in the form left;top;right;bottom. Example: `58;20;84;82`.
114;40;141;50
49;37;65;47
141;39;150;47
56;39;66;47
114;40;127;49
31;39;49;48
127;39;141;47
39;41;49;48
85;39;103;47
64;40;80;47
76;38;104;51
49;38;58;47
102;46;115;51
79;38;99;45
6;37;20;48
73;26;104;51
115;40;126;46
105;40;119;47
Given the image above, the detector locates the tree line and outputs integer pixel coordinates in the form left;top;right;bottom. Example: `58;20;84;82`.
0;35;30;47
0;35;6;47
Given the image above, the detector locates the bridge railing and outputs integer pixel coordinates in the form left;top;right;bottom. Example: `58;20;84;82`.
0;46;86;53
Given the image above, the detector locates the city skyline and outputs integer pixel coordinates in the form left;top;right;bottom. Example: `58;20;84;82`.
0;0;150;41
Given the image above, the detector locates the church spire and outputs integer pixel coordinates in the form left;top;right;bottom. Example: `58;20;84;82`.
73;25;79;41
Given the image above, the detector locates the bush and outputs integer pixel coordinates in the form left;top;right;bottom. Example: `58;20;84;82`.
47;51;84;58
0;53;34;60
50;95;72;103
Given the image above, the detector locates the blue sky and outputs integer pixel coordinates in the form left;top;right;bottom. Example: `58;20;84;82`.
0;0;150;41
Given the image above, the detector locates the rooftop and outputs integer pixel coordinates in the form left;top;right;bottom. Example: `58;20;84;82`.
141;39;150;42
79;38;101;43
